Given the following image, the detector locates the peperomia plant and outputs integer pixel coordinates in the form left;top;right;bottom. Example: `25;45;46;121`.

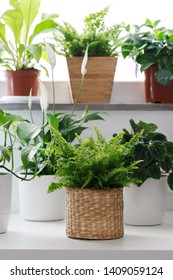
117;119;173;190
0;0;58;72
122;18;173;85
45;126;143;192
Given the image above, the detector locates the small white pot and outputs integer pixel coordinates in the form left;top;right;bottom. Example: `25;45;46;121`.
124;176;168;226
0;173;12;233
18;175;65;221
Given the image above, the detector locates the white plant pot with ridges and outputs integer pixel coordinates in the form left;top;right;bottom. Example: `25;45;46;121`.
0;173;12;233
124;176;168;226
18;175;65;221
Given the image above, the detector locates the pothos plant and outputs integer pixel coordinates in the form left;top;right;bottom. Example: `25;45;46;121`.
116;119;173;190
45;126;143;192
122;18;173;86
0;0;58;73
0;109;24;176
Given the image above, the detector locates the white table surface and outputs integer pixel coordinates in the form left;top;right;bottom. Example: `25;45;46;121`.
0;212;173;259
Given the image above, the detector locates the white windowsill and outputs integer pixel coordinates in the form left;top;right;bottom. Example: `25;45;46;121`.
0;212;173;253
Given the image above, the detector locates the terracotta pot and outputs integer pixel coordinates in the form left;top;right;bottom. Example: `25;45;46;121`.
4;69;40;96
66;187;124;240
66;57;117;103
145;66;173;103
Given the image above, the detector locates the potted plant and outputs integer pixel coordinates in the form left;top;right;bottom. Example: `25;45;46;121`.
118;119;173;225
0;109;24;233
45;126;142;239
15;105;104;221
0;0;58;97
53;6;125;103
122;18;173;103
5;43;103;222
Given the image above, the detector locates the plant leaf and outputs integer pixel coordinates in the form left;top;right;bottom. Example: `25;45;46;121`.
16;122;41;144
147;164;161;179
168;173;173;190
20;0;41;44
2;9;23;45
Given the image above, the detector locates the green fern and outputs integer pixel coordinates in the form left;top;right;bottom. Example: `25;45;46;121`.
46;126;142;192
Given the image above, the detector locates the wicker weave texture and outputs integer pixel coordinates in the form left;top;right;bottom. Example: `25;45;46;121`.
66;188;124;240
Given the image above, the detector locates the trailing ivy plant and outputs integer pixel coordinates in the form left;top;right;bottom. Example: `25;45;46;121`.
46;126;143;192
53;6;125;57
117;119;173;190
122;18;173;85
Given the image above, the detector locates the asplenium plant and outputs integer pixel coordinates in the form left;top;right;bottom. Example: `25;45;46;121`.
122;18;173;85
46;126;143;192
118;119;173;190
53;6;125;57
0;0;58;72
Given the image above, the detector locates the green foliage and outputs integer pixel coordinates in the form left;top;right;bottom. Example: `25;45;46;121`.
46;126;143;192
0;109;24;169
0;0;58;71
14;108;104;176
53;6;125;57
122;18;173;85
119;119;173;190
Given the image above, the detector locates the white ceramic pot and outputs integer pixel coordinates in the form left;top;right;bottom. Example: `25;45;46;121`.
124;176;168;226
18;175;65;221
0;173;12;233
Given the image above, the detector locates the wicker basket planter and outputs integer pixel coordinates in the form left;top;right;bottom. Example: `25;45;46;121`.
66;57;117;103
66;187;124;240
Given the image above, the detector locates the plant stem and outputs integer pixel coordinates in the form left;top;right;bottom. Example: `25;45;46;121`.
0;166;34;181
51;67;56;115
71;75;84;115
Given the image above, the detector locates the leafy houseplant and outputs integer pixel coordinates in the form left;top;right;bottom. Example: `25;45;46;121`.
8;43;104;222
53;6;125;103
0;109;24;174
119;119;173;225
0;0;58;96
46;126;141;191
45;126;142;239
0;109;24;233
119;119;173;189
15;107;104;176
122;19;173;103
54;6;123;57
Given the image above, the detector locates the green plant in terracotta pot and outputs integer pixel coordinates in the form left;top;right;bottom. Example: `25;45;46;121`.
45;126;142;239
0;0;58;96
122;18;173;103
53;6;126;103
